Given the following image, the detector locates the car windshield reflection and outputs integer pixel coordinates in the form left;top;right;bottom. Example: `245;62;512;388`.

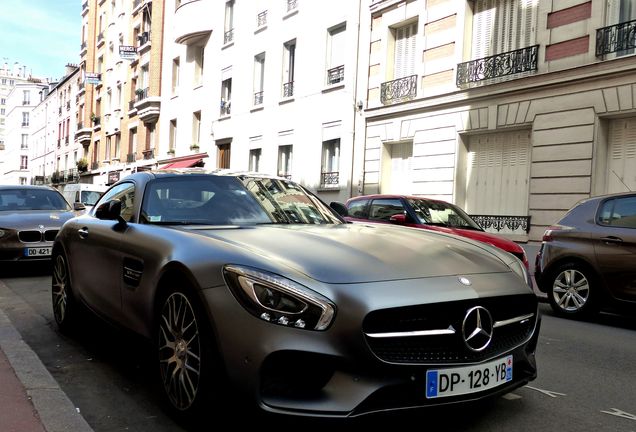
0;189;71;211
141;175;342;226
408;198;482;230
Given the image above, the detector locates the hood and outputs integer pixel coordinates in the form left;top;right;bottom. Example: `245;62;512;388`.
0;210;76;229
447;227;524;254
186;223;513;284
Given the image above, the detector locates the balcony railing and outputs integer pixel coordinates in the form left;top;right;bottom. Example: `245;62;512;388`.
22;100;30;106
22;122;29;127
254;91;264;105
127;153;136;163
135;87;149;102
320;171;339;188
224;28;234;44
470;215;531;234
283;81;294;98
327;65;344;85
456;45;539;87
92;116;101;126
80;41;87;51
257;11;268;27
137;31;150;47
142;148;154;160
287;0;298;13
220;100;231;116
596;19;636;57
380;74;417;105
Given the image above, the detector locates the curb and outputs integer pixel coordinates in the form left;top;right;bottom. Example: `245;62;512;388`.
0;280;94;432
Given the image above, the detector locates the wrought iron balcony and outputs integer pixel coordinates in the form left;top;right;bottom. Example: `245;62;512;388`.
127;153;136;163
257;11;268;28
320;171;339;188
283;81;294;98
137;31;150;47
22;100;30;106
22;122;29;127
327;65;344;85
220;100;231;116
97;32;104;43
470;215;531;234
254;91;263;105
92;116;101;126
456;45;539;87
224;28;234;44
380;74;417;105
596;19;636;57
135;87;149;102
287;0;298;13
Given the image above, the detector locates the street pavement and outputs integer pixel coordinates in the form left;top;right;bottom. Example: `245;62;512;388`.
0;242;544;431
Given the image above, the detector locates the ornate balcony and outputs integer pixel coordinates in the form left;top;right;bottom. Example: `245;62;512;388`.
257;11;268;28
142;148;155;160
327;65;344;85
254;91;263;105
127;153;136;163
224;28;234;44
470;215;531;235
283;81;294;98
596;19;636;57
456;45;539;87
75;122;92;146
287;0;298;13
174;0;213;44
380;74;417;105
134;87;161;124
320;171;339;188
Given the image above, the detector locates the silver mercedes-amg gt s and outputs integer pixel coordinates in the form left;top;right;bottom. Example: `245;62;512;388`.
51;169;540;419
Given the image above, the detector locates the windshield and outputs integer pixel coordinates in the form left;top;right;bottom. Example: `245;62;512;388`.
81;190;103;206
408;198;482;230
0;188;71;211
141;175;342;225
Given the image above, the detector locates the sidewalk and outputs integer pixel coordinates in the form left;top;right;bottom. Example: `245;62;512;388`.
0;291;93;432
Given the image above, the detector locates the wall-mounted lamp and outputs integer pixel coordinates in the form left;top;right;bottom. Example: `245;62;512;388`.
356;100;364;111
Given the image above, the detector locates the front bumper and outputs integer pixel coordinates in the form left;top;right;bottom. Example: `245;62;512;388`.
202;273;540;417
0;241;54;261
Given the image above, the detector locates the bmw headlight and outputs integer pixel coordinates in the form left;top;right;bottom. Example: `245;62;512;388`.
223;265;336;331
0;229;5;238
509;257;533;289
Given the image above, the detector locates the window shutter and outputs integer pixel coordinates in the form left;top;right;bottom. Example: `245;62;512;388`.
394;22;417;78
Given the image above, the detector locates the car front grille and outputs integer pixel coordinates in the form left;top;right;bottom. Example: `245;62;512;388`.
44;230;59;241
18;230;43;243
363;295;537;365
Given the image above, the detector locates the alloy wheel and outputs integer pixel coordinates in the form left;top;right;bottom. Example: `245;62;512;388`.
158;292;202;411
552;268;590;312
52;254;68;324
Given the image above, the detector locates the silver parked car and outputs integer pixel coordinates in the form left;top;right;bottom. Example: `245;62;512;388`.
0;185;78;262
52;169;540;418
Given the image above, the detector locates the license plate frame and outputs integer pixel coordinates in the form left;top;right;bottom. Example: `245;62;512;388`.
426;354;513;399
24;247;52;257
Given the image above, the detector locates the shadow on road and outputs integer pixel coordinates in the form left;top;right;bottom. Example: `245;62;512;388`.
0;261;52;278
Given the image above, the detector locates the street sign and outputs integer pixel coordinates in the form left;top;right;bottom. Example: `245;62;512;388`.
119;45;137;60
85;72;101;85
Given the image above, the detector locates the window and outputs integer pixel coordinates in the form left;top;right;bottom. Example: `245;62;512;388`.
172;57;180;93
368;199;405;221
106;136;112;160
192;111;201;147
606;0;636;57
22;112;29;127
193;46;204;86
146;123;155;152
0;108;4;115
253;53;265;105
346;198;370;218
20;156;28;170
169;119;177;151
116;84;122;111
217;141;231;169
321;139;340;188
326;24;346;85
221;78;232;115
277;145;292;178
97;183;136;222
23;90;31;104
599;196;636;228
21;134;28;149
129;127;137;156
283;40;296;97
249;148;261;171
141;64;149;93
114;133;121;159
1;98;5;105
97;56;103;73
93;140;100;164
19;177;27;185
392;21;417;79
224;0;235;43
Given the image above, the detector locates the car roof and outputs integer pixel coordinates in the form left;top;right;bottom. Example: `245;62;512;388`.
572;191;636;206
0;185;57;191
347;194;447;204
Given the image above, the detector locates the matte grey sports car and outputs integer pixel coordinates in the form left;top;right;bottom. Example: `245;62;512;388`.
52;169;540;418
0;185;77;262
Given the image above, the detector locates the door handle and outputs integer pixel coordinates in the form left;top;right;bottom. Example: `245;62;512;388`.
600;236;623;244
78;227;88;239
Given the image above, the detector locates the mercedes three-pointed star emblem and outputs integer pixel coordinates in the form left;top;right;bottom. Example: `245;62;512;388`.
462;306;494;352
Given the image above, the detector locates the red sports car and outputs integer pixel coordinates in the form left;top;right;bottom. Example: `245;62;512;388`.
344;194;528;268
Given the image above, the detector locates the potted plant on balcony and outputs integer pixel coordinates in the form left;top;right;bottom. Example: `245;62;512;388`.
76;158;88;173
190;144;200;151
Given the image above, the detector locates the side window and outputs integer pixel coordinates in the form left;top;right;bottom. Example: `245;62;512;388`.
601;196;636;228
368;199;405;221
96;182;136;222
346;199;369;218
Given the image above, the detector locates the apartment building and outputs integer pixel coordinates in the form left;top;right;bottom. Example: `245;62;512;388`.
356;0;636;242
30;66;83;187
162;0;364;202
77;0;164;186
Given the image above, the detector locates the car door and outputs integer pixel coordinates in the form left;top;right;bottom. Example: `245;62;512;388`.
67;182;136;321
593;195;636;302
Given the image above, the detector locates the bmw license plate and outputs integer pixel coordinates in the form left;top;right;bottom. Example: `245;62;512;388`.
24;247;52;257
426;355;513;399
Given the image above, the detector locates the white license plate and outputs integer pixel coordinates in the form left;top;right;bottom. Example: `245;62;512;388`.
24;247;51;257
426;355;513;399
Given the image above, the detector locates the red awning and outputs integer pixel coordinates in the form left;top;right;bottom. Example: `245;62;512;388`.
159;155;204;169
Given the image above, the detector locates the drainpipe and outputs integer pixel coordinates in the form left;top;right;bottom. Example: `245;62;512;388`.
350;0;366;198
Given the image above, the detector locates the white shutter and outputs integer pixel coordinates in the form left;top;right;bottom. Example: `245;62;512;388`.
394;22;417;78
330;26;346;69
608;118;636;193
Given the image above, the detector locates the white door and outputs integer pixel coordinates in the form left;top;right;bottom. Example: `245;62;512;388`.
381;142;413;194
608;118;636;193
466;130;530;215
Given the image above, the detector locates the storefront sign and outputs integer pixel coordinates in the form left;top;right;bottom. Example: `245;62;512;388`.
85;72;101;85
119;45;137;60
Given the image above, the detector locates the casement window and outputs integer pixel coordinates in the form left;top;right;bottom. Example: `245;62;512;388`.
105;135;112;160
282;40;296;97
20;156;28;170
114;133;120;159
193;46;204;86
607;0;636;24
470;0;538;59
253;53;265;105
172;57;180;93
606;0;636;56
277;145;292;178
192;111;201;147
393;21;417;79
249;148;261;171
326;23;346;85
169;119;177;151
224;0;235;43
21;134;28;149
321;139;340;188
221;77;232;115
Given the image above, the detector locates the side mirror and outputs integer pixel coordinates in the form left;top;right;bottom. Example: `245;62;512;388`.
389;213;407;224
73;202;86;211
329;201;349;217
95;199;125;224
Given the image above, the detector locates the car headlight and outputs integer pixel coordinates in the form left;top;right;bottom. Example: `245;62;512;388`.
223;265;336;331
509;257;533;290
0;229;5;238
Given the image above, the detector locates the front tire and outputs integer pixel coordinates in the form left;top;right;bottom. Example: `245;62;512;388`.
51;250;80;332
548;262;599;318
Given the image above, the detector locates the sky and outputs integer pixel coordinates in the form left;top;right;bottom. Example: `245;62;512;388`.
0;0;80;81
